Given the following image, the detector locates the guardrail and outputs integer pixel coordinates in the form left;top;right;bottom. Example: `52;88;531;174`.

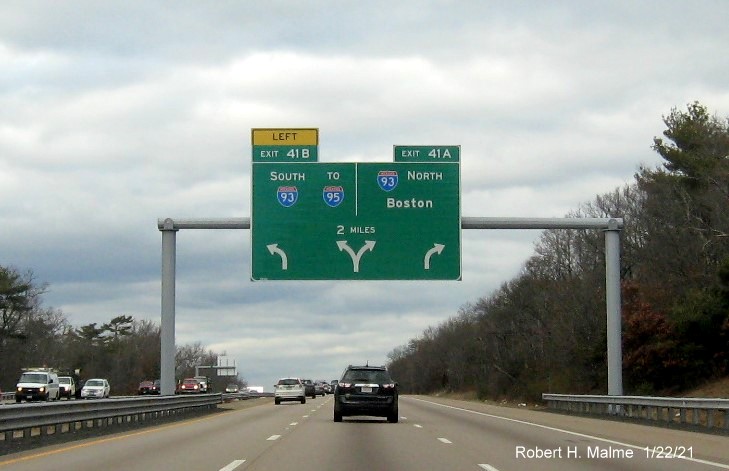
543;394;729;431
0;394;222;450
221;391;254;402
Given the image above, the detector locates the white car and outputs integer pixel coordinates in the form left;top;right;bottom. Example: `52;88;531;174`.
274;378;306;405
81;378;110;399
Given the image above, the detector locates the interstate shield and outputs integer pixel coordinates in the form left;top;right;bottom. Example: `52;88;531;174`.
323;186;344;207
277;186;299;207
377;170;398;192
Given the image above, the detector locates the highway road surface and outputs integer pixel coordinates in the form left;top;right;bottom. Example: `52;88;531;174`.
1;395;727;470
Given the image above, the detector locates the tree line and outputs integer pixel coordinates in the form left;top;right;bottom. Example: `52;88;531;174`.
387;102;729;400
0;270;245;394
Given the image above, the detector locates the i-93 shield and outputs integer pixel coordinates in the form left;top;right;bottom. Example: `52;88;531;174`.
377;170;398;192
277;186;298;207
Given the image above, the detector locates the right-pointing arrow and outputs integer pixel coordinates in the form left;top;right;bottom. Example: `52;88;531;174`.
424;243;445;270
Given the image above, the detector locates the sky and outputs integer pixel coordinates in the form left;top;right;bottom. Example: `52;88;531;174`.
2;1;729;391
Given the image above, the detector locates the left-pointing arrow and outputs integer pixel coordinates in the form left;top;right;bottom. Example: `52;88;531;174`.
267;244;288;270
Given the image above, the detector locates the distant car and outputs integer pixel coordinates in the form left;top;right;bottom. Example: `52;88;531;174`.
334;365;398;423
314;381;326;396
138;380;160;395
225;384;240;393
330;380;338;392
274;378;306;405
58;376;77;400
302;379;316;399
179;378;202;393
193;376;211;393
81;378;110;399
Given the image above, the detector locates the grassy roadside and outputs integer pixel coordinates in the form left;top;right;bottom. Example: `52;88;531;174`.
424;375;729;409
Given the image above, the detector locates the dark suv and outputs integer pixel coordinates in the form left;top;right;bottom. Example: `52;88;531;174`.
302;379;316;399
333;365;398;423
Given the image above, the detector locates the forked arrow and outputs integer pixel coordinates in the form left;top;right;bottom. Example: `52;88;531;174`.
424;243;445;269
336;240;376;273
267;244;288;270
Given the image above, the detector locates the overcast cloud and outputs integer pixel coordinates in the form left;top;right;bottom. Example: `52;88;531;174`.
2;1;728;390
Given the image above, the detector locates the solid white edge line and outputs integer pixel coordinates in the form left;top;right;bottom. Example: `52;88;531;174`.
478;464;499;471
408;397;729;470
219;459;246;471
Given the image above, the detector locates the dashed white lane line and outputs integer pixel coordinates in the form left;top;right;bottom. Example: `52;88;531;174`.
478;465;499;471
289;422;298;426
414;424;423;428
267;435;281;441
219;460;246;471
437;438;452;444
302;415;310;418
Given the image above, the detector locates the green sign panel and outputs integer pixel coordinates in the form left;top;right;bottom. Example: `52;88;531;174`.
252;145;318;162
394;145;460;162
251;161;460;280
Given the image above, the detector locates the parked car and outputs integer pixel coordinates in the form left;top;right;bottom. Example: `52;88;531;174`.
225;383;240;393
179;378;202;393
58;376;77;399
81;378;110;399
301;379;316;399
274;378;306;405
138;379;160;395
333;365;398;423
15;368;61;403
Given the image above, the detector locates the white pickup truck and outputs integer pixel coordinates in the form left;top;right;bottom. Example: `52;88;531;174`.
58;376;77;399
